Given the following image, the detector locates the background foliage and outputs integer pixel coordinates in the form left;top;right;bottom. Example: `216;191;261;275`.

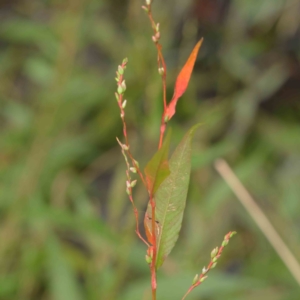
0;0;300;299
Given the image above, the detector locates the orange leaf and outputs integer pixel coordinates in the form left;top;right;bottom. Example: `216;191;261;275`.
165;38;203;121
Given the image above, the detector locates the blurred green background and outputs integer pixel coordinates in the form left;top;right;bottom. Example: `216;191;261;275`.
0;0;300;299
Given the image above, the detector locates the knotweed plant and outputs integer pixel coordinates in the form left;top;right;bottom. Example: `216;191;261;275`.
115;1;235;299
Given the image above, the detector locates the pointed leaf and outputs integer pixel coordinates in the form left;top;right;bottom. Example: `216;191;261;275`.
144;129;172;196
146;124;200;268
165;39;203;121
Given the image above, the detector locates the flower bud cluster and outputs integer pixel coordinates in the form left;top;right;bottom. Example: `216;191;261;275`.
188;231;236;294
115;60;128;98
152;31;160;43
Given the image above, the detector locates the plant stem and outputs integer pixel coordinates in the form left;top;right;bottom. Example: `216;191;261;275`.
115;61;149;246
144;3;169;298
145;4;168;150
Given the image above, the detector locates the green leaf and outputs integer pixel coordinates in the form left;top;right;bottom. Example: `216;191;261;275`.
144;129;172;196
152;124;200;269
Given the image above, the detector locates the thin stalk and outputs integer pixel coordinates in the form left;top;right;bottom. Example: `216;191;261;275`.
115;60;149;246
181;232;236;300
145;4;168;149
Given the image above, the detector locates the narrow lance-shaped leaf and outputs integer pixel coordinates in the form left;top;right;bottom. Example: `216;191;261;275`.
146;124;200;269
164;39;203;121
144;129;172;196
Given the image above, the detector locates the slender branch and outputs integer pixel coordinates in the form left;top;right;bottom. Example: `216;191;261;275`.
142;2;170;299
116;138;149;247
146;6;167;111
115;59;149;246
142;2;168;149
115;59;147;187
215;158;300;286
182;232;236;300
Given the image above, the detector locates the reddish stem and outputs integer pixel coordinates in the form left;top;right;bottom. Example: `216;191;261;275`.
158;119;166;149
146;5;168;150
144;3;173;299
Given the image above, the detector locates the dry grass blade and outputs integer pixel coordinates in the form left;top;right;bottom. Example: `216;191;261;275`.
215;158;300;286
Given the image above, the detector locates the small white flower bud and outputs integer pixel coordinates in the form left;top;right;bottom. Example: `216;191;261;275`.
130;167;137;173
118;65;124;75
156;23;160;32
158;67;164;75
121;144;129;151
121;80;126;91
222;239;229;247
145;254;152;264
130;180;137;187
211;247;218;259
192;274;198;285
141;6;149;12
122;100;127;109
117;86;123;95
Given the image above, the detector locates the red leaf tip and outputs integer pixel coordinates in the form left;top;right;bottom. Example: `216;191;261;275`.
164;38;203;121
